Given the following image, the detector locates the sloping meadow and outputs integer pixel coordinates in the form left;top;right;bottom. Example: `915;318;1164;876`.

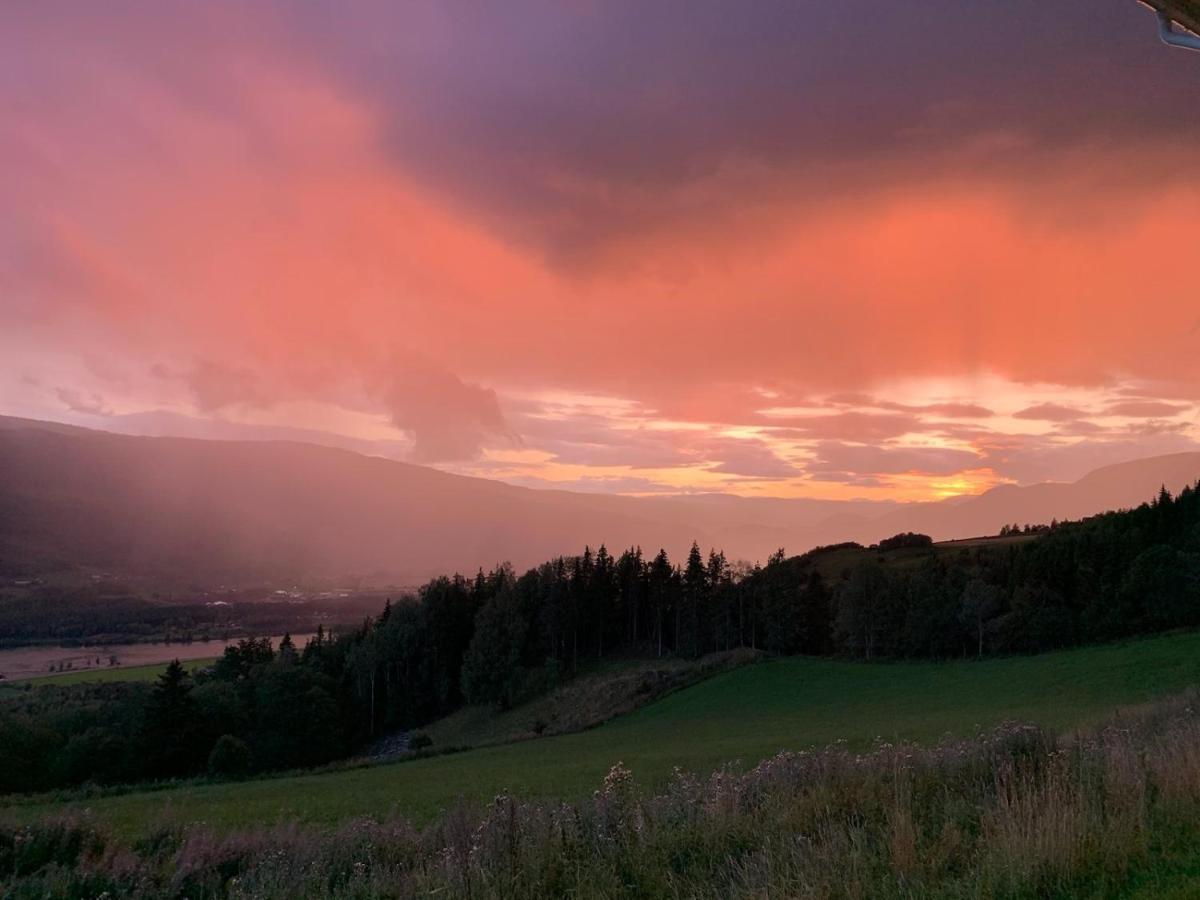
6;692;1200;898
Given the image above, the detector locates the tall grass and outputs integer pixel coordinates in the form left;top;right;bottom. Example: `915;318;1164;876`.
7;693;1200;898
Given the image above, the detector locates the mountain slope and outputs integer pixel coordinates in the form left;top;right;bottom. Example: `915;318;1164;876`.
1;415;1197;585
867;452;1200;542
0;417;879;584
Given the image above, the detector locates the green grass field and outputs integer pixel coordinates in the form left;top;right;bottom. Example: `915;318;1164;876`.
421;649;756;749
13;657;219;688
8;631;1200;837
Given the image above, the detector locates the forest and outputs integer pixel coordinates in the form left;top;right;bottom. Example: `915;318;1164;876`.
1;482;1198;794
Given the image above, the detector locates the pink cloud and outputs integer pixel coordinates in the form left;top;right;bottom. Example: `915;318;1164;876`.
704;439;798;479
378;360;513;462
807;441;982;478
54;388;113;417
1106;400;1190;418
768;413;921;442
3;2;1200;498
1014;403;1088;422
184;362;263;413
888;402;995;419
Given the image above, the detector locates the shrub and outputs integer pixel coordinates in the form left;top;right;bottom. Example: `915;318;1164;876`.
0;818;104;878
877;532;934;551
207;734;253;779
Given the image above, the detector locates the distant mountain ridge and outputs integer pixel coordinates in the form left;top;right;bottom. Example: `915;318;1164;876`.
860;452;1200;543
0;415;1197;587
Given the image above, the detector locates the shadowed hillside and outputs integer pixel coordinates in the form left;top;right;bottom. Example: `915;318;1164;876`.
0;417;863;584
1;415;1197;585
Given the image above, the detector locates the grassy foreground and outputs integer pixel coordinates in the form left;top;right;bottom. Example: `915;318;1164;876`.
7;631;1200;837
9;692;1200;897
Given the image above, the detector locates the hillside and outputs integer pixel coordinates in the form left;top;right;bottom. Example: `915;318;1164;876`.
2;415;1198;586
866;452;1200;541
0;416;873;585
8;630;1200;835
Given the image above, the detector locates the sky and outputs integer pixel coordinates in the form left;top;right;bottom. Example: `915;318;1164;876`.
3;1;1199;502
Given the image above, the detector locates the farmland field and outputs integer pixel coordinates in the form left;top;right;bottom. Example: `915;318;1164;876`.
0;634;313;682
9;629;1200;837
27;656;219;687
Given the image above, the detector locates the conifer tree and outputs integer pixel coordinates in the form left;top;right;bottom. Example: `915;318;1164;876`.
143;659;198;776
680;542;708;658
648;549;673;657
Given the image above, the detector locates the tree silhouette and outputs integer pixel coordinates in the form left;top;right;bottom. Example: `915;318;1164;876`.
958;579;1001;658
143;659;198;777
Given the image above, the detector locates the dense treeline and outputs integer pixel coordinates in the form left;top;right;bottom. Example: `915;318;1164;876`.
0;639;347;793
1;483;1197;793
816;483;1200;659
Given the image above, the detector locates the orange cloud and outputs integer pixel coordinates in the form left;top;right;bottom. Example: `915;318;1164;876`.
3;3;1199;498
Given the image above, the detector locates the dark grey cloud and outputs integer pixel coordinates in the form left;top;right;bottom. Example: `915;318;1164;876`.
269;1;1199;260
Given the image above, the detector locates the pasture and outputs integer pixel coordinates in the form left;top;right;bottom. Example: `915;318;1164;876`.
8;630;1200;836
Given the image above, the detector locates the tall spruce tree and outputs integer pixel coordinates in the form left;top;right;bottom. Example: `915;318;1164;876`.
143;659;198;777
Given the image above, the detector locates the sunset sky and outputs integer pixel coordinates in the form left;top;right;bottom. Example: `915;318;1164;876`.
3;1;1199;501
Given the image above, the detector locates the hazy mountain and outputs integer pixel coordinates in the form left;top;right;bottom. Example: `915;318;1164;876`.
1;415;1197;587
0;416;885;585
862;453;1200;543
73;409;418;462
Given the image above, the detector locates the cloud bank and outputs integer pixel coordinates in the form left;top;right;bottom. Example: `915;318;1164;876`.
2;1;1198;496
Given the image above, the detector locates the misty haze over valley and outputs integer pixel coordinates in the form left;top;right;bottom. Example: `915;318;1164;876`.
3;414;1198;587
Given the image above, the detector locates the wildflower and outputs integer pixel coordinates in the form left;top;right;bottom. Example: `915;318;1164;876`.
603;761;634;797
